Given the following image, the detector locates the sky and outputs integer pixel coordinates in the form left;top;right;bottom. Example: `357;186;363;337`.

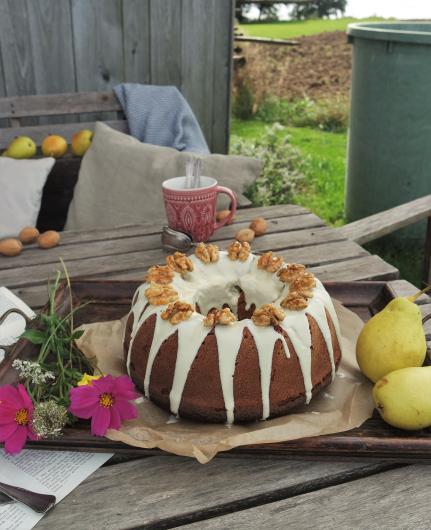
258;1;431;20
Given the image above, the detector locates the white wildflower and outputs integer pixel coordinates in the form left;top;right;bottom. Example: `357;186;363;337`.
12;360;55;385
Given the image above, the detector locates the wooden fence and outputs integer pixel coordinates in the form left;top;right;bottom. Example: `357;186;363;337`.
0;0;234;153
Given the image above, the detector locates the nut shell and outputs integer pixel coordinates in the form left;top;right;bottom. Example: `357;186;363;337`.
37;230;60;249
216;209;235;225
19;226;39;244
235;228;255;243
249;217;267;236
0;238;23;257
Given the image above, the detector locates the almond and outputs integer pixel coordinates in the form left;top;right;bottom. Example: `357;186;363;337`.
235;228;255;243
216;209;235;225
19;226;39;244
0;238;23;257
249;217;267;236
37;230;60;249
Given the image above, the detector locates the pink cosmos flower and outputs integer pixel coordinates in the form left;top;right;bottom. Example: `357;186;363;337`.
0;384;37;455
69;375;139;436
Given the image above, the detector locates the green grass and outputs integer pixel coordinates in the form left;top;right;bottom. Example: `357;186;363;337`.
231;119;347;225
240;17;387;40
231;118;424;286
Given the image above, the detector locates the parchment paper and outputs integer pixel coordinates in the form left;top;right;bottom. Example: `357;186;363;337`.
76;301;374;463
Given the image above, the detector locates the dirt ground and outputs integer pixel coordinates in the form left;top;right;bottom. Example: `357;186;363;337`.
234;31;352;102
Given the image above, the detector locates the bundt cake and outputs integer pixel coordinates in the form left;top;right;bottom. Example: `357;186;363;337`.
123;241;342;423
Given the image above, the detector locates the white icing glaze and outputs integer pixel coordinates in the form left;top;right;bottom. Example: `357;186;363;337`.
126;251;342;423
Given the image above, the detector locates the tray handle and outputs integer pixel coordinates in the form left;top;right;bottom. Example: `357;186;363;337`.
0;308;33;359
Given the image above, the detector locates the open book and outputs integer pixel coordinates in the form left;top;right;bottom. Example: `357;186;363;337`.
0;287;35;363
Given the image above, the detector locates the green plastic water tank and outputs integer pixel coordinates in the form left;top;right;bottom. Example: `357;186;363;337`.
345;22;431;241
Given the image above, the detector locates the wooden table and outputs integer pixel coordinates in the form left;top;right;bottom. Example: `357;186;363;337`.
2;204;431;529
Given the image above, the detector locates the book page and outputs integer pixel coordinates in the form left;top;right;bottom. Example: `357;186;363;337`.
0;449;112;530
0;287;35;363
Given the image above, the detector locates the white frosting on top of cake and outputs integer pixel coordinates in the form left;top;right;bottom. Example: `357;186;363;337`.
125;251;341;423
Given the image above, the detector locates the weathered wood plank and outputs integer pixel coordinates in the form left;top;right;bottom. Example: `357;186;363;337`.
338;194;431;245
387;279;431;305
0;226;345;289
122;0;151;84
213;0;234;153
309;254;399;282
149;0;182;86
35;455;388;530
0;91;121;119
0;1;36;121
71;0;123;123
25;0;76;126
181;0;216;147
0;119;128;149
0;214;325;270
183;465;431;530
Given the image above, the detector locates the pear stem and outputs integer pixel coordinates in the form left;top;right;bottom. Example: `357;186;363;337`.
408;285;431;303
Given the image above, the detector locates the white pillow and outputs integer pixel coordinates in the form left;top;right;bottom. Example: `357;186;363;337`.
0;157;55;239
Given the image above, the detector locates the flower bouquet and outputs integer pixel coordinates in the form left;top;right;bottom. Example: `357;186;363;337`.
0;263;139;455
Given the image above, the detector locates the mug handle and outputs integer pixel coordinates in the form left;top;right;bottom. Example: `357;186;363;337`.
213;186;237;231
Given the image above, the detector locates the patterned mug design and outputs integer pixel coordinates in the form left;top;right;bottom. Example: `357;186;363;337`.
162;176;237;242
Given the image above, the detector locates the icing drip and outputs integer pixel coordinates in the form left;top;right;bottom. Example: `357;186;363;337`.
125;252;342;423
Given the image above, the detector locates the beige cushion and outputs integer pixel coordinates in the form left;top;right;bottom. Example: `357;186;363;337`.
65;122;261;230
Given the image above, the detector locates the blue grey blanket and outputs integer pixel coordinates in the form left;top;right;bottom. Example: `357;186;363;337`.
113;83;209;154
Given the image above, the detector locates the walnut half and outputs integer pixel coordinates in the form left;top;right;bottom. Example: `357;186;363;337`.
290;271;316;293
281;291;309;311
227;240;251;262
195;242;219;264
166;252;194;274
161;301;194;324
145;282;178;306
257;251;284;273
144;265;174;285
203;307;237;327
252;304;286;326
277;263;306;283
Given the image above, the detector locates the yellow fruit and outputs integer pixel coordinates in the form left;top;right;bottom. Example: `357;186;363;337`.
356;295;426;383
71;129;93;157
3;136;36;159
373;367;431;430
41;135;68;158
37;230;60;249
0;238;23;256
19;226;39;244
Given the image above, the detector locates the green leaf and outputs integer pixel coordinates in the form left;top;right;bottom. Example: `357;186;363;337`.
22;329;47;345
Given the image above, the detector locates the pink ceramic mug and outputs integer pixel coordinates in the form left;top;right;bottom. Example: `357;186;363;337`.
162;176;237;242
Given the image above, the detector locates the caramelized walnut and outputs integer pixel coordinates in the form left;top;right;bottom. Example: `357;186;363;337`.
144;264;174;285
252;304;286;326
195;242;219;264
277;263;306;283
161;301;194;324
166;251;194;274
290;271;316;292
203;307;237;327
257;251;284;273
280;291;309;311
227;240;251;261
144;282;178;306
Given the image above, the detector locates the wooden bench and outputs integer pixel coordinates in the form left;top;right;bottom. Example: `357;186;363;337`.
338;194;431;284
0;91;127;232
0;90;252;232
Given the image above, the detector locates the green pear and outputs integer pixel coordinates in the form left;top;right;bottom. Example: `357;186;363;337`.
373;367;431;430
356;295;426;383
4;136;36;159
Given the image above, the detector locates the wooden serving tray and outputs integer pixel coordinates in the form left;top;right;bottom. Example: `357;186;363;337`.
2;279;431;463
